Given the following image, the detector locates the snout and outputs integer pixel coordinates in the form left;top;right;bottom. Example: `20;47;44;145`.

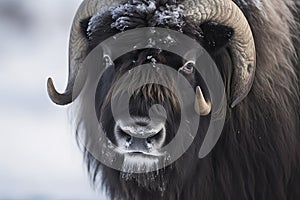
114;118;166;156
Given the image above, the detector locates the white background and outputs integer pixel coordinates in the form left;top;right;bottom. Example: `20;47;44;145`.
0;0;107;199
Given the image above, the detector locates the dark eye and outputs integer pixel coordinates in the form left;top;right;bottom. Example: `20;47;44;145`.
179;61;195;74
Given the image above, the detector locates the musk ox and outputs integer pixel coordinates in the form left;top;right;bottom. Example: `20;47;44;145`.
47;0;300;199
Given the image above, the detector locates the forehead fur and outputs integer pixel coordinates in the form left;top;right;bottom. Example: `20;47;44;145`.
88;0;185;33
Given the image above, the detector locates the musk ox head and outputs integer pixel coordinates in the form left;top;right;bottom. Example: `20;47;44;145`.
47;0;300;199
47;0;256;107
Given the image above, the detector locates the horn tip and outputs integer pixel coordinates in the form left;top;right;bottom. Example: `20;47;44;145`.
46;77;72;106
230;100;238;108
47;77;56;97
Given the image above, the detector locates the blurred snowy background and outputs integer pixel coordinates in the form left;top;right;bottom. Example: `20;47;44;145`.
0;0;106;199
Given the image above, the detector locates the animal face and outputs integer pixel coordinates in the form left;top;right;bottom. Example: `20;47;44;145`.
82;23;229;190
96;49;204;172
46;0;300;199
47;0;255;190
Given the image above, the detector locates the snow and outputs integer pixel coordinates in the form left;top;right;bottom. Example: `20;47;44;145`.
151;4;185;30
109;0;185;31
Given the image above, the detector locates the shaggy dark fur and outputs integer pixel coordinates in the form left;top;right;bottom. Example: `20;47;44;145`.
72;0;300;199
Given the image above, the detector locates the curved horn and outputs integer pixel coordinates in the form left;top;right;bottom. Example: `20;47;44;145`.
183;0;256;108
195;86;212;115
47;0;121;105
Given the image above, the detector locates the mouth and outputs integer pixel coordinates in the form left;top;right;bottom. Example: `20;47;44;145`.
121;149;165;156
121;151;163;173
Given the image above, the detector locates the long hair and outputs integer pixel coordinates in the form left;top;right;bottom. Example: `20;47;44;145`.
72;0;300;199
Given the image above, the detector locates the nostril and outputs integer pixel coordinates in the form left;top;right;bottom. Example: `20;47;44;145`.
116;126;132;143
126;136;132;143
146;129;164;144
146;137;152;144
